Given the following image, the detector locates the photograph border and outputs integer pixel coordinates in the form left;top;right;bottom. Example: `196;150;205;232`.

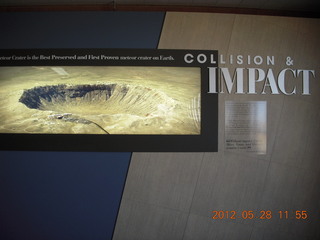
0;49;218;152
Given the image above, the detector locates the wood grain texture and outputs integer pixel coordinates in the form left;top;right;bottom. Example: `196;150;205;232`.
114;13;320;240
120;152;204;211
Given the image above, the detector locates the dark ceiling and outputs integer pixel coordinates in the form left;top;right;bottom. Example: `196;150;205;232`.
0;0;319;17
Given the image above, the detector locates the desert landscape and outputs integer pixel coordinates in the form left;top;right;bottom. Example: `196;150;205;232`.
0;66;201;134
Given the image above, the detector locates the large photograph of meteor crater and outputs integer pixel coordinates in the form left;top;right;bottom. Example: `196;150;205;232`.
0;66;201;135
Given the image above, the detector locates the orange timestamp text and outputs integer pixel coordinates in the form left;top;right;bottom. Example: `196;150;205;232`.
211;210;308;220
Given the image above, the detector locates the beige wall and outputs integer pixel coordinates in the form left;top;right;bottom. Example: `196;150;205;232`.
113;13;320;240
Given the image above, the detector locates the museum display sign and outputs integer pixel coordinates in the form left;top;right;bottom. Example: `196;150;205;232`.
0;49;218;151
225;101;267;154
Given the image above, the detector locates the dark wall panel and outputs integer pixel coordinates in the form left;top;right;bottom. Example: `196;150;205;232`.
0;11;165;240
0;151;131;240
0;11;164;49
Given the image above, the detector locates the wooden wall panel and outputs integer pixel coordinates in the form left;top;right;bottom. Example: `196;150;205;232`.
113;13;320;240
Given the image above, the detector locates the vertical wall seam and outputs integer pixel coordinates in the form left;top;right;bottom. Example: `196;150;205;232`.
157;11;167;49
111;152;133;240
180;152;206;240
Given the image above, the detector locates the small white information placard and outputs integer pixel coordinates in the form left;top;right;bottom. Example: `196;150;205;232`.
225;101;267;154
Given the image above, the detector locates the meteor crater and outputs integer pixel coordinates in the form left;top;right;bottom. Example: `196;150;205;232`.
19;83;176;117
